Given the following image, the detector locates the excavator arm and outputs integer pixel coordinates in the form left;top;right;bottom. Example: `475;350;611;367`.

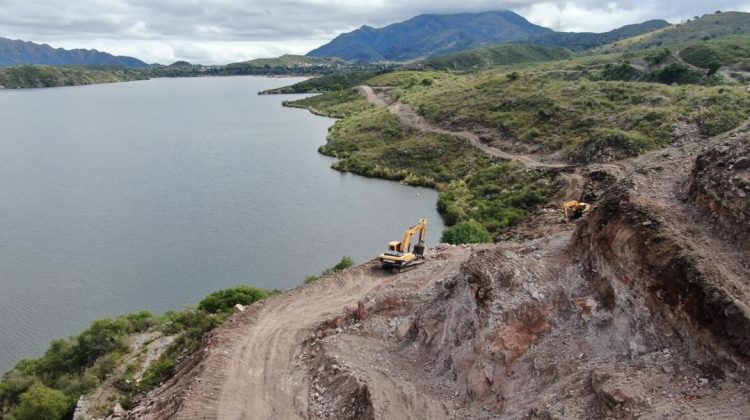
398;218;427;253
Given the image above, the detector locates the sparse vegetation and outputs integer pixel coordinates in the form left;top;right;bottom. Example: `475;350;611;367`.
0;286;275;419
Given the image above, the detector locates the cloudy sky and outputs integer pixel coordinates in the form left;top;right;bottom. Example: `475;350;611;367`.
2;0;750;64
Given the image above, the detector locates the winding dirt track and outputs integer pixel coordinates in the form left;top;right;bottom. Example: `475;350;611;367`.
357;85;573;170
154;248;470;420
213;267;384;419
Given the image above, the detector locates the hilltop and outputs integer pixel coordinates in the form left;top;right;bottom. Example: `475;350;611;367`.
601;11;750;51
0;37;147;68
519;19;671;51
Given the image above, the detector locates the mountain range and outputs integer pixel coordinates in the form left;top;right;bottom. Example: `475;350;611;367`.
0;37;147;68
307;10;673;62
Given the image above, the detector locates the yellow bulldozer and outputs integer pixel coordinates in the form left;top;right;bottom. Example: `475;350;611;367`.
379;218;427;272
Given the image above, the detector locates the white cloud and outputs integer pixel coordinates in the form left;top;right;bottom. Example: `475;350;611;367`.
1;0;749;63
520;2;658;32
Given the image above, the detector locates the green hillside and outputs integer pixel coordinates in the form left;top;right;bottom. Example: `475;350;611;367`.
601;11;750;51
0;65;146;89
412;44;573;71
521;19;670;51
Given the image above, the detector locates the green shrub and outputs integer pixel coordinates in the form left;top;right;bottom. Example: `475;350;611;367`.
198;286;271;314
440;220;492;244
655;63;701;84
8;383;71;420
679;44;722;70
138;358;175;391
329;256;354;272
304;275;320;284
304;256;355;284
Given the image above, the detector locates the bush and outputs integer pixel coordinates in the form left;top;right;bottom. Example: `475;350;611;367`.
9;383;71;420
440;220;492;244
304;256;355;284
198;286;271;314
655;63;700;84
138;358;174;391
328;256;354;273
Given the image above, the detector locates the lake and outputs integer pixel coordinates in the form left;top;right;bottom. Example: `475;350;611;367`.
0;76;444;373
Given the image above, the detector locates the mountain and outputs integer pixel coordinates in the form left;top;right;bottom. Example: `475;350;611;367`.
306;10;552;62
519;19;671;51
600;11;750;52
0;37;148;68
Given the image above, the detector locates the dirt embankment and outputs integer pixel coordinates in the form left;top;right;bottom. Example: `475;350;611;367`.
129;121;750;419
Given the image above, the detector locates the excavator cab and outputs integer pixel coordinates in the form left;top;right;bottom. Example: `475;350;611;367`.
380;219;427;272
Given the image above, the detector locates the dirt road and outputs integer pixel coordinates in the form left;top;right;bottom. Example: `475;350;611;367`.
140;248;473;420
357;85;573;171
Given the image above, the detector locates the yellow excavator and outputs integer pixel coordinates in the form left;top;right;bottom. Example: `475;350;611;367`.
563;200;591;220
379;218;427;272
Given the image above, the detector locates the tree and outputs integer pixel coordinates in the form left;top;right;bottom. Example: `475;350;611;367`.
440;220;492;244
9;383;70;420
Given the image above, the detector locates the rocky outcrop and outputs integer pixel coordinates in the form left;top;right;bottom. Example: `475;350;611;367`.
688;134;750;246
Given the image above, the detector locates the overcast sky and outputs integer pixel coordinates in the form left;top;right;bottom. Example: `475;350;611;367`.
2;0;750;64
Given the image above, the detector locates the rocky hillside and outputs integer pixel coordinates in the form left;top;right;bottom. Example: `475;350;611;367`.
126;126;750;419
0;37;147;68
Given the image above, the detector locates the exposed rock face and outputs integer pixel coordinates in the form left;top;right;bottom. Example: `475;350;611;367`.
304;146;750;418
689;134;750;246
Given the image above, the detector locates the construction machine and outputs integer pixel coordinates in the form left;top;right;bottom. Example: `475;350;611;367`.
379;218;427;272
563;200;591;220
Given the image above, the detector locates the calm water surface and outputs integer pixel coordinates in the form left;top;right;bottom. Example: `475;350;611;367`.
0;76;444;372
